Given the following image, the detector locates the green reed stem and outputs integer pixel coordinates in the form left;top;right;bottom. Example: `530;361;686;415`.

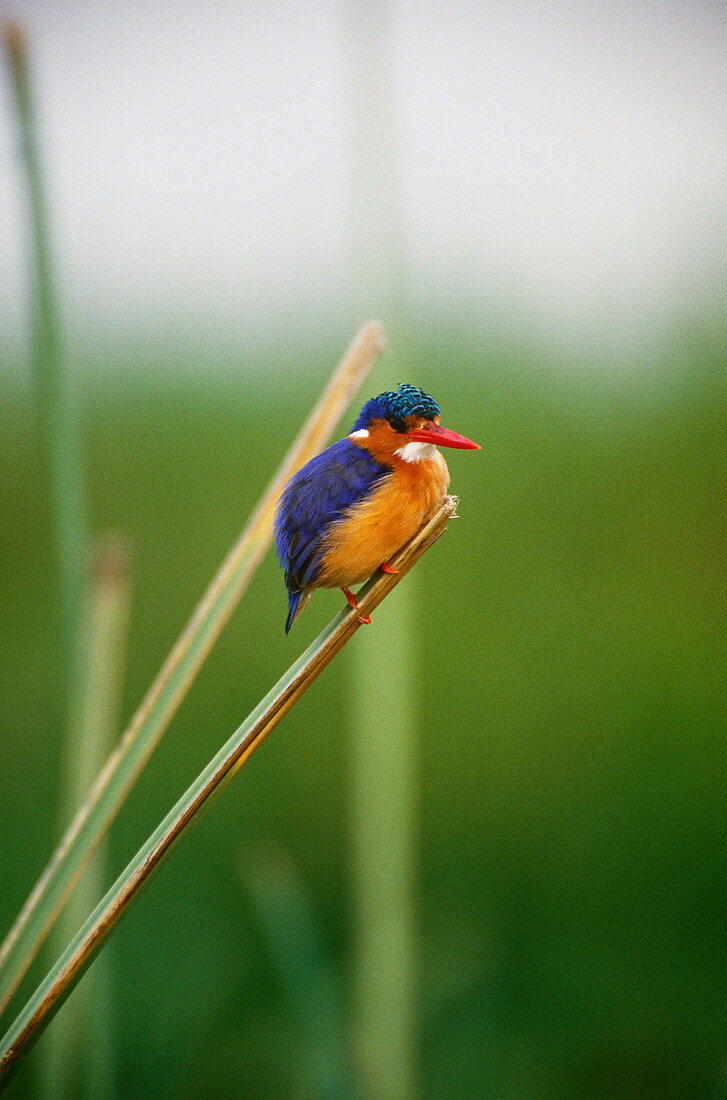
0;497;458;1087
44;539;132;1100
3;21;88;677
0;321;383;1021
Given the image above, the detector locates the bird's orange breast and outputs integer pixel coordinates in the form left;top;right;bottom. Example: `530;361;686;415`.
317;447;450;588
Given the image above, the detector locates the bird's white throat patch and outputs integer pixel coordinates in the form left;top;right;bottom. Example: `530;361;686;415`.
396;441;438;463
348;429;369;440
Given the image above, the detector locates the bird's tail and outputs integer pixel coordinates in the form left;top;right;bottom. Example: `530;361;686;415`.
285;589;309;634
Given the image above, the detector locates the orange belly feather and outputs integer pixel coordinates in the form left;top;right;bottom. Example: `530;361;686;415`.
317;451;450;588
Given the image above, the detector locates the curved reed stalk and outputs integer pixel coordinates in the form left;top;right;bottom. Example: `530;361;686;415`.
0;497;458;1085
0;321;384;1020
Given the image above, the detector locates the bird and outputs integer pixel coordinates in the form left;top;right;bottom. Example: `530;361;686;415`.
274;383;480;633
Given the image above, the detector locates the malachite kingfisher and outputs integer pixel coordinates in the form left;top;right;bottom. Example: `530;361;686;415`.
274;383;480;633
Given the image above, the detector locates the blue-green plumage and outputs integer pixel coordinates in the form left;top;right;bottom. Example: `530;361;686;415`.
352;385;440;433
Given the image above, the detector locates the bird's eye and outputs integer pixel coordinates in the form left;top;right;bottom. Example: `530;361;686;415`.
389;417;408;433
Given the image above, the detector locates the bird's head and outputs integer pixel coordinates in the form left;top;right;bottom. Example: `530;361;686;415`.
349;383;480;458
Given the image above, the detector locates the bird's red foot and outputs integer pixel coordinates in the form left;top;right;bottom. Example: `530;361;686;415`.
380;561;399;574
342;587;359;610
342;587;372;625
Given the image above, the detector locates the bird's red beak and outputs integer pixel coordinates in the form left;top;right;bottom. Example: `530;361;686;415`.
406;422;481;450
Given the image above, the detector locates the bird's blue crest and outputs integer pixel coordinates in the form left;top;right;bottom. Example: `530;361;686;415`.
353;383;440;432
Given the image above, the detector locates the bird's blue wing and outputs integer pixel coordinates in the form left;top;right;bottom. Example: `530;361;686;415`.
274;439;391;593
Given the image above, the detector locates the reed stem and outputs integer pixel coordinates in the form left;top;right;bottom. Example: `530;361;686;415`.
2;21;88;678
0;321;384;1021
44;539;132;1100
0;497;458;1086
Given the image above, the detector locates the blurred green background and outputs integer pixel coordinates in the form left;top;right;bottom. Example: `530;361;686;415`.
2;2;727;1097
3;327;727;1097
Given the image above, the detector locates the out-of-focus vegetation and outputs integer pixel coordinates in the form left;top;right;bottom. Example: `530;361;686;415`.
2;323;727;1097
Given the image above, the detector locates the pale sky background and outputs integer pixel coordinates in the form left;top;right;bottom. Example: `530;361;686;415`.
1;0;726;375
